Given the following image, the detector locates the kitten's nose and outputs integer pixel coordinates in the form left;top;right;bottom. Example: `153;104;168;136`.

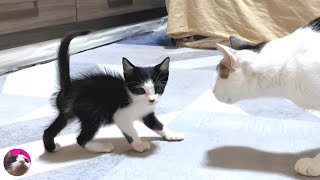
149;99;155;103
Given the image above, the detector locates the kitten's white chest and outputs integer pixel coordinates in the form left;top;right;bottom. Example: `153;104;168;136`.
127;100;155;118
113;100;155;122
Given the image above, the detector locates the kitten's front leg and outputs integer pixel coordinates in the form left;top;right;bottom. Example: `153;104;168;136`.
295;153;320;176
143;113;184;141
114;117;150;153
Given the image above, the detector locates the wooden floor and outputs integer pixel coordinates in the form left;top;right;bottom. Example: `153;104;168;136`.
0;8;167;51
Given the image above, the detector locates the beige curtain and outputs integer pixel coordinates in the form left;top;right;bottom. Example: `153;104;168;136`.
166;0;320;48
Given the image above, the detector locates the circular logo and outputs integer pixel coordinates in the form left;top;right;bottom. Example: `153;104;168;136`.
3;149;31;176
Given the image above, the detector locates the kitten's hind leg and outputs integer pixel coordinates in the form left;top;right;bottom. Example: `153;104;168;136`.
143;113;184;141
76;116;114;153
83;141;114;153
43;113;69;152
114;116;150;152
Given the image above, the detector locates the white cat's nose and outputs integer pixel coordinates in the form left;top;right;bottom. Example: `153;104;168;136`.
149;99;155;103
213;92;223;102
212;87;217;94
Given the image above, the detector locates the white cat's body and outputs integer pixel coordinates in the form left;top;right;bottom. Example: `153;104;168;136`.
246;28;320;109
213;19;320;177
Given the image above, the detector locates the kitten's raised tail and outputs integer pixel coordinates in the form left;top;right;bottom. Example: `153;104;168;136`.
58;31;91;90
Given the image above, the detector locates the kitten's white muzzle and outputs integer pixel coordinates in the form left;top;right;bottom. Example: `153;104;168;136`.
149;95;156;101
148;94;159;104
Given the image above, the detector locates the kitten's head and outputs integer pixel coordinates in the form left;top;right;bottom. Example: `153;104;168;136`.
122;57;170;104
213;42;259;104
4;152;30;176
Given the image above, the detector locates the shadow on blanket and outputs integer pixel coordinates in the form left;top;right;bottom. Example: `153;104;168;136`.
39;137;162;163
206;146;320;179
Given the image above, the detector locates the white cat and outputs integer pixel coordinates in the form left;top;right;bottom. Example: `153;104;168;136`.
212;17;320;176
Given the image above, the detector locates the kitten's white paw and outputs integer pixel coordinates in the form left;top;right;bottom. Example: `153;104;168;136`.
295;154;320;176
54;143;62;152
84;142;114;153
132;141;151;152
163;132;184;141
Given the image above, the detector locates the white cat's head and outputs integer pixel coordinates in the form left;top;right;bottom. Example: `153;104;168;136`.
212;43;259;104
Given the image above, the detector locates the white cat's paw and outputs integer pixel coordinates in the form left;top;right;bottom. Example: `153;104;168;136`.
54;143;62;152
132;141;151;152
295;154;320;176
163;132;184;141
84;142;114;153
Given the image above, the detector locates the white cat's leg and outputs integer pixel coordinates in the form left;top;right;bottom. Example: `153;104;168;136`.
143;113;184;141
114;116;150;153
295;153;320;176
84;142;114;153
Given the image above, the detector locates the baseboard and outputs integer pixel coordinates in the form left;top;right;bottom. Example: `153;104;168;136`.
0;16;167;75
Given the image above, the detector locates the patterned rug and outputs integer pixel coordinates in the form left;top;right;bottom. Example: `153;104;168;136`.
0;30;319;180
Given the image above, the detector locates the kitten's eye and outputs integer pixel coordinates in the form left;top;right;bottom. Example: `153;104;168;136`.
155;86;162;94
25;158;29;163
135;87;146;94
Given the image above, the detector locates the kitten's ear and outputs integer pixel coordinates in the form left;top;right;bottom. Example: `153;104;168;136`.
5;152;13;160
216;44;238;71
156;57;170;72
229;36;253;49
122;57;135;74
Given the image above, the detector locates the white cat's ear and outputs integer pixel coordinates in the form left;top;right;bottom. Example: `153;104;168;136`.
216;44;238;71
156;57;170;72
122;57;135;74
229;36;254;49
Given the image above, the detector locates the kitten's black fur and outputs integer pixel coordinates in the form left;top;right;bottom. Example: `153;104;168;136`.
43;31;170;152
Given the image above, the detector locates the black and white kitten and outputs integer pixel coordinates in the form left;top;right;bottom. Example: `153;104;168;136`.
43;31;184;153
4;152;30;176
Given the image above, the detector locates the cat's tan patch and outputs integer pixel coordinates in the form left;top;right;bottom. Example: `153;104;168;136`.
216;63;231;79
216;44;238;71
216;54;238;79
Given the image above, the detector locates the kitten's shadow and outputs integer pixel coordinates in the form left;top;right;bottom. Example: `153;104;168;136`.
206;146;320;179
39;137;161;163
